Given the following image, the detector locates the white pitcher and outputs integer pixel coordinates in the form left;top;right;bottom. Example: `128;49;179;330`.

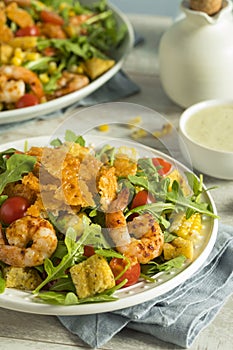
158;0;233;108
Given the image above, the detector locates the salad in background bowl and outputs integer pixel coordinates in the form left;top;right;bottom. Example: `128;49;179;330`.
0;0;134;124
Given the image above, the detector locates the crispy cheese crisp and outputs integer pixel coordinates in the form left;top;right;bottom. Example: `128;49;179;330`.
114;154;137;177
97;165;117;210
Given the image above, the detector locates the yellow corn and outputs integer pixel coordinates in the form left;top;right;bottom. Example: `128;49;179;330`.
39;73;49;84
59;2;71;10
14;47;25;60
25;52;41;61
128;116;142;128
98;124;109;132
11;56;23;66
131;128;147;139
169;212;202;241
40;96;47;103
68;10;75;16
48;61;57;73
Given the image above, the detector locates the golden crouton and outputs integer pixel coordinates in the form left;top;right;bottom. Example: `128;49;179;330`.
83;57;115;80
163;237;193;261
70;254;115;299
3;266;42;291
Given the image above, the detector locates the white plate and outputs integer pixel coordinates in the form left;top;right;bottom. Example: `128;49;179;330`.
0;135;218;315
0;1;134;125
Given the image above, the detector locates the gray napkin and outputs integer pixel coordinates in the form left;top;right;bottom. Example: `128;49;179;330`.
58;223;233;348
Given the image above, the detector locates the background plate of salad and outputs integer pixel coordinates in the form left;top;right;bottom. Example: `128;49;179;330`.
0;0;134;124
0;134;218;315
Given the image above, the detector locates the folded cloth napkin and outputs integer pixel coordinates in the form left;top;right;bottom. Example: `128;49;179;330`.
58;222;233;348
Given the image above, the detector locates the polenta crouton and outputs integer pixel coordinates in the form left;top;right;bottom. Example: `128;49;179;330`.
163;237;194;261
70;254;115;299
3;266;42;291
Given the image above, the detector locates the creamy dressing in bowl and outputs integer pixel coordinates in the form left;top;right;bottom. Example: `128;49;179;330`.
184;106;233;152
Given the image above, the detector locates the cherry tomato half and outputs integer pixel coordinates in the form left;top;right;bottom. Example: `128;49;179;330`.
109;258;141;287
131;190;155;209
43;47;57;57
152;157;172;176
0;196;30;225
16;94;39;109
40;10;64;25
83;245;95;257
15;25;40;37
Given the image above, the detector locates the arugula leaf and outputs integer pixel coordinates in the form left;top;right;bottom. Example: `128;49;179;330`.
0;269;6;294
33;226;88;294
0;195;7;206
141;255;186;276
65;130;85;146
0;154;37;195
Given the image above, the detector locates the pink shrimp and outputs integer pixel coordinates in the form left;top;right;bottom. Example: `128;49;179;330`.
54;71;89;97
0;65;44;102
0;216;57;267
106;190;164;264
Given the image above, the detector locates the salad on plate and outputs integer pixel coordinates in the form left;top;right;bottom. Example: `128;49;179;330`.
0;0;127;111
0;131;217;306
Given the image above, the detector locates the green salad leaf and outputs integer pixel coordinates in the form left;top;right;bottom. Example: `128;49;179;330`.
0;154;37;195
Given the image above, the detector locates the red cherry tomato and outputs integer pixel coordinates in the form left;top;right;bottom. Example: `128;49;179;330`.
0;196;30;225
131;190;155;209
16;94;39;109
109;258;141;287
43;47;57;57
40;10;64;25
15;25;40;37
152;157;172;176
83;245;95;257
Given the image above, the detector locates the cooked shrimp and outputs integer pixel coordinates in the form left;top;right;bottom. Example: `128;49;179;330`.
0;216;57;267
0;65;44;102
120;213;164;264
4;0;31;7
105;188;131;247
0;78;25;103
55;71;89;97
106;191;164;263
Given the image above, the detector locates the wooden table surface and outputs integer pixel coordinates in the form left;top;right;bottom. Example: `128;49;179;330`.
0;14;232;350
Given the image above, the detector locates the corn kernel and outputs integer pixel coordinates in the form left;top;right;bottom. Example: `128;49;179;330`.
76;66;84;74
11;56;23;66
98;124;109;132
14;47;25;60
131;129;147;139
128;116;142;128
68;10;75;16
169;212;202;241
40;96;47;103
59;2;70;10
39;73;49;84
48;61;57;73
26;52;41;61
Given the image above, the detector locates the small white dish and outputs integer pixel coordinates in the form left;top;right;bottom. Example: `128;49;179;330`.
179;99;233;179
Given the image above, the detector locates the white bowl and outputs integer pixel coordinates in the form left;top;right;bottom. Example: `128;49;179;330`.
179;99;233;180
